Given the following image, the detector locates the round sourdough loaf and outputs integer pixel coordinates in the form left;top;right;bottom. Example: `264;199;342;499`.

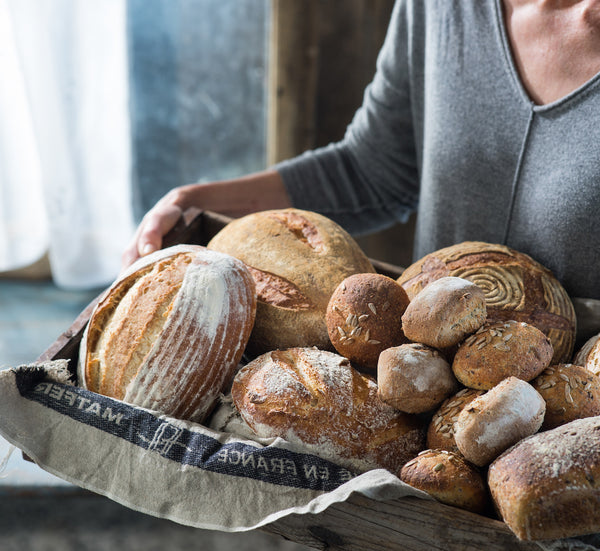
78;245;256;423
400;449;489;514
574;332;600;376
397;241;576;364
326;273;410;371
231;347;426;474
208;209;375;356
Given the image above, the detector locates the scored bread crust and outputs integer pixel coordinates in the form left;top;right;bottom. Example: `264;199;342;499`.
78;245;257;423
231;347;426;474
207;209;375;356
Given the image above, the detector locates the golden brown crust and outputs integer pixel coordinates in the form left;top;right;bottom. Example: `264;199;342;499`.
574;333;600;377
231;347;426;474
426;388;485;454
79;245;257;423
377;343;460;414
400;449;489;514
400;276;487;349
326;273;410;371
207;209;375;356
488;416;600;541
451;320;553;390
397;241;576;364
531;363;600;430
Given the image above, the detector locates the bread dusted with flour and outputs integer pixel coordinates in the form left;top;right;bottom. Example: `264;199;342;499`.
207;209;375;356
231;347;426;474
78;245;256;423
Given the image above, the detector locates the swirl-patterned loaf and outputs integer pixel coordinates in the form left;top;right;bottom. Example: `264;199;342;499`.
78;245;257;423
397;241;576;364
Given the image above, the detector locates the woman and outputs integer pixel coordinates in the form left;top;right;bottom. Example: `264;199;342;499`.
122;0;600;301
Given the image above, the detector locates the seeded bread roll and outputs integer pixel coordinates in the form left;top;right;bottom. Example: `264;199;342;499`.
401;277;487;349
398;241;576;364
451;320;553;390
231;347;426;474
326;273;410;371
488;416;600;541
454;377;546;467
377;343;460;414
78;245;257;423
530;363;600;430
426;388;485;454
574;332;600;376
207;209;375;356
400;449;489;514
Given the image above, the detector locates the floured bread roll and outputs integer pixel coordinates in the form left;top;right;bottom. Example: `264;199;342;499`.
398;241;576;364
454;377;546;467
208;209;375;356
231;347;426;474
78;245;257;423
574;333;600;376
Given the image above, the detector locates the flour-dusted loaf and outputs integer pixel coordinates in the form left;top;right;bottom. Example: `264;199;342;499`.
401;277;487;349
231;347;426;474
454;377;546;467
488;416;600;541
574;332;600;376
207;209;375;356
78;245;257;423
398;241;576;364
326;273;410;371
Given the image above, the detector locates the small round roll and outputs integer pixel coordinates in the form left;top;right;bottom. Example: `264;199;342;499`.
451;320;553;390
400;449;489;514
454;377;546;467
531;363;600;430
378;343;460;414
574;333;600;377
401;276;487;349
326;273;410;371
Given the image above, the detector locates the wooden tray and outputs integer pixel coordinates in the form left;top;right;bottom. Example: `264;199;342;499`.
37;209;542;551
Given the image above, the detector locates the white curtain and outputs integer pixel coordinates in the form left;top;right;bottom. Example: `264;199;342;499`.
0;0;134;290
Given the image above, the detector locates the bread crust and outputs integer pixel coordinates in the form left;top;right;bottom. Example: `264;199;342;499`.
208;209;375;356
574;332;600;377
78;245;257;423
231;347;426;474
397;241;576;364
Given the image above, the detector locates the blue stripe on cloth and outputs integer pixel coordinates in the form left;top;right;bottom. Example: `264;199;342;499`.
15;368;357;492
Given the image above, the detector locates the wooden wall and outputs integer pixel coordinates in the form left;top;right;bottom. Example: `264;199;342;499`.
267;0;416;268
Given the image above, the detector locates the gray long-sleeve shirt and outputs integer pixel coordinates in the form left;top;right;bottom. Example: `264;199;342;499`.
277;0;600;300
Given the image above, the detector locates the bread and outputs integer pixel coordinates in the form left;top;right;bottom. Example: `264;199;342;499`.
488;416;600;541
207;209;375;356
230;347;426;474
377;343;460;414
426;388;485;454
401;276;487;349
451;320;553;390
78;245;256;423
454;377;546;467
398;241;576;364
574;332;600;376
400;449;489;514
530;363;600;430
326;273;410;370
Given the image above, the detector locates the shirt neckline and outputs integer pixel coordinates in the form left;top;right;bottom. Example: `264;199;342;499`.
493;0;600;113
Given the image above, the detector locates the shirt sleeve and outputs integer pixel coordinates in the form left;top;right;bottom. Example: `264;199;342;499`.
275;0;421;237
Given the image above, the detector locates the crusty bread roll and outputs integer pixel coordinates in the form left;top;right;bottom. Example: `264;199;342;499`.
78;245;256;423
454;377;546;467
231;347;426;474
400;449;489;514
326;273;410;371
400;277;487;349
426;388;485;454
530;363;600;430
398;241;576;364
488;416;600;541
207;209;375;356
451;320;553;390
377;343;460;414
574;332;600;376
